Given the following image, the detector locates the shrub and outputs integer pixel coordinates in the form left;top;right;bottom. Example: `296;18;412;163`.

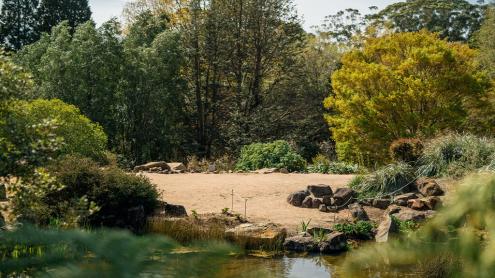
10;99;108;162
349;162;415;199
418;133;495;178
389;138;424;164
308;154;361;174
48;155;159;230
334;221;375;240
235;140;307;172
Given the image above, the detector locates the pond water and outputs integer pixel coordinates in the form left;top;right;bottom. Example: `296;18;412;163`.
216;254;421;278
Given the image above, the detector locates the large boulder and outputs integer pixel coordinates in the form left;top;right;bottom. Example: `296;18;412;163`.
226;223;287;250
349;203;369;221
312;198;323;209
375;214;399;243
288;191;310;207
393;193;418;206
392;207;433;222
256;168;279;174
318;232;347;253
333;188;356;206
408;197;442;211
307;185;333;198
301;196;313;208
416;178;444;197
168;162;187;172
322;196;334;206
155;202;188;218
372;199;392;209
283;236;317;252
134;161;171;172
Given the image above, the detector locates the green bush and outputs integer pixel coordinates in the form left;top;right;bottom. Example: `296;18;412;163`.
235;140;307;172
10;99;108;162
334;221;375;240
389;138;423;164
48;155;159;230
349;162;415;199
308;154;361;174
418;134;495;178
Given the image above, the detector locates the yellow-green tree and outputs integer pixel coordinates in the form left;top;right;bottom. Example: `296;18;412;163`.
325;31;490;165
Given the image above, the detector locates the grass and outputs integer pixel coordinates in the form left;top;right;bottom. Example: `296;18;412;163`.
308;154;362;174
417;133;495;178
349;162;415;199
333;221;375;240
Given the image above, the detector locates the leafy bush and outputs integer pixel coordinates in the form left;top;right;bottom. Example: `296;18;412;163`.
235;140;307;172
349;163;415;199
334;221;375;240
48;155;159;230
308;154;361;174
389;138;424;164
10;99;108;162
418;133;495;178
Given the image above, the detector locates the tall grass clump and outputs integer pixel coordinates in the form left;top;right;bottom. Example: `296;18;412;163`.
349;162;415;199
308;154;361;174
235;140;306;172
418;134;495;178
342;173;495;278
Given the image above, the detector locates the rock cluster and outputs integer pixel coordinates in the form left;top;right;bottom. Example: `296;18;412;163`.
288;185;358;214
283;229;347;254
134;162;187;174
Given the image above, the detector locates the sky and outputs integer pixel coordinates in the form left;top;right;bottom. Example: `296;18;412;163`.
89;0;401;31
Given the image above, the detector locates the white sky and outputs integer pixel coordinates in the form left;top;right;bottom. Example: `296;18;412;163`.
89;0;480;31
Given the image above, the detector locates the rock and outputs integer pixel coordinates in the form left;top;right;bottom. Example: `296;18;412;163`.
307;185;333;198
322;196;334;206
327;206;339;213
422;196;442;210
407;199;428;210
386;205;402;215
333;188;356;206
256;168;279;174
208;163;217;173
319;204;328;212
318;232;347;253
307;227;332;236
279;168;289;174
416;178;444;197
167;162;187;172
375;214;399;243
283;236;317;252
392;208;428;222
149;167;162;173
312;198;323;209
227;223;287;250
155;202;188;218
372;199;391;209
301;196;313;208
287;191;310;207
134;161;170;172
349;203;369;221
393;193;418;206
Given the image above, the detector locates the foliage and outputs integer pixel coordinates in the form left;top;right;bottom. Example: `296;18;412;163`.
0;0;40;51
300;219;311;233
343;173;495;278
476;6;495;79
389;138;424;164
334;221;375;240
370;0;486;42
0;51;33;102
10;99;108;162
308;154;360;174
418;133;495;178
0;225;234;277
37;0;92;35
349;163;415;199
325;31;490;165
47;155;160;230
235;141;307;172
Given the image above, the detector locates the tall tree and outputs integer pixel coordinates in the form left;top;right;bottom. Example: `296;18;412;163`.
37;0;91;34
0;0;39;50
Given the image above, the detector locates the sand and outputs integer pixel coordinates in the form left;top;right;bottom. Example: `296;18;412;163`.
146;173;385;232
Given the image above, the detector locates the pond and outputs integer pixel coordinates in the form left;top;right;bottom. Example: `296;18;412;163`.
216;254;421;278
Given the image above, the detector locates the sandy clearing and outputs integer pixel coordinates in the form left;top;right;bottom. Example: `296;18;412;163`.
146;173;384;232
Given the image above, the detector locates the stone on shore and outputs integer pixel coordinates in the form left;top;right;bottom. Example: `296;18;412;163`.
307;185;333;198
288;191;310;207
226;223;287;250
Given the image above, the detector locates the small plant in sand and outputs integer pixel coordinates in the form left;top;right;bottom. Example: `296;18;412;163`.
300;219;311;233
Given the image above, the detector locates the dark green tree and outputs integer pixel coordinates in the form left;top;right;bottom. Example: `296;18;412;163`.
0;0;39;50
37;0;91;34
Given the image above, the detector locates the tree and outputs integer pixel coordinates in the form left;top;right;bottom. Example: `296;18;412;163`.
37;0;91;34
0;0;39;50
370;0;486;42
325;31;490;165
476;5;495;78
